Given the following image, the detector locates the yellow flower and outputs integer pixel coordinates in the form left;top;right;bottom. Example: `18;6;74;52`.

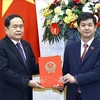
95;3;100;9
68;15;74;21
80;0;87;4
64;16;70;24
64;13;78;24
66;9;72;15
73;22;78;28
68;14;77;22
43;8;53;17
54;6;61;15
46;20;51;26
71;14;78;21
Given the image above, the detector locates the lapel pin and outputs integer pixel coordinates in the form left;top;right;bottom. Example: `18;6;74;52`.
90;46;94;50
24;46;27;50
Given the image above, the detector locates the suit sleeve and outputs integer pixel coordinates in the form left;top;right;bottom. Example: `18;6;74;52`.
28;43;39;74
63;45;70;75
62;45;70;90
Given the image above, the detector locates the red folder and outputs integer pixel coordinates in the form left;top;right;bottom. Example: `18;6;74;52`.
38;56;63;88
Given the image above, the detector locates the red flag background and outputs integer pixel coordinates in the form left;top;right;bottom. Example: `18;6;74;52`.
0;0;40;62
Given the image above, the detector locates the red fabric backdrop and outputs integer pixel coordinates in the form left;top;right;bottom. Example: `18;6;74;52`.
0;0;40;62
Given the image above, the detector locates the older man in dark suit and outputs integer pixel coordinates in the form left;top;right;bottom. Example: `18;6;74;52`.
0;14;43;100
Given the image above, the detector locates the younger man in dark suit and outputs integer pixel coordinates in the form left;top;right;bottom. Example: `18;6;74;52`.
0;14;43;100
54;12;100;100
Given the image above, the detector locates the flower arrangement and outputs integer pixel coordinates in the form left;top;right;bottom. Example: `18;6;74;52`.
42;0;100;44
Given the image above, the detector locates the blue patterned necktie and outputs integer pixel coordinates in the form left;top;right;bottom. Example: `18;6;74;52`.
16;43;26;66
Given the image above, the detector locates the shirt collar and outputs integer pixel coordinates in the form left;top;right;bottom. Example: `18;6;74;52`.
81;37;94;47
10;39;21;45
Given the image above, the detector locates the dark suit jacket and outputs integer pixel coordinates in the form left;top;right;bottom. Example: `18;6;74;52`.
0;36;39;100
63;39;100;100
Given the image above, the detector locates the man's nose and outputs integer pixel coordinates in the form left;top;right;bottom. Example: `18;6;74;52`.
16;26;21;31
85;25;89;29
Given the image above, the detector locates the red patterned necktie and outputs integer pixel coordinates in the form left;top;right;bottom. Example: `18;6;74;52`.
81;44;88;61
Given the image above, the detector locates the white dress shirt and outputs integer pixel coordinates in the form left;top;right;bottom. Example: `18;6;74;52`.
81;38;94;57
11;39;26;60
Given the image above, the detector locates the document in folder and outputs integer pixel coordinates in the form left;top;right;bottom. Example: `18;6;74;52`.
38;56;63;88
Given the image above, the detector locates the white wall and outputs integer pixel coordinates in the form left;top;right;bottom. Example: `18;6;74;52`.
32;0;66;100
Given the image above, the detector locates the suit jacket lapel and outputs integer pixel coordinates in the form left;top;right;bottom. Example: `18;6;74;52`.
4;36;27;70
73;40;81;66
81;39;99;64
21;40;29;66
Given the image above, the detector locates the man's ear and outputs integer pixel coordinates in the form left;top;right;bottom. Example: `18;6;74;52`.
4;27;8;34
94;25;97;32
77;26;80;32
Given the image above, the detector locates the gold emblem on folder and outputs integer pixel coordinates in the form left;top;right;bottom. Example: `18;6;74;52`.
45;62;56;73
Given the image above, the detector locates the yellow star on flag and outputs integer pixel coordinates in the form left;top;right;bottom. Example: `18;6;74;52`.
2;0;13;17
2;0;35;17
26;0;35;4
